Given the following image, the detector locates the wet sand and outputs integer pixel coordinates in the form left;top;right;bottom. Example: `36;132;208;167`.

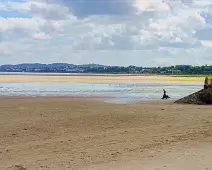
0;97;212;170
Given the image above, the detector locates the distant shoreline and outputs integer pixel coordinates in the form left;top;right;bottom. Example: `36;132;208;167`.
0;72;210;77
0;72;163;76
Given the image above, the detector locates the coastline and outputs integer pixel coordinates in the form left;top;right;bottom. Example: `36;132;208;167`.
0;97;211;169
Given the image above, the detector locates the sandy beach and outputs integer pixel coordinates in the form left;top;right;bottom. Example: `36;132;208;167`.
0;74;204;83
0;97;212;170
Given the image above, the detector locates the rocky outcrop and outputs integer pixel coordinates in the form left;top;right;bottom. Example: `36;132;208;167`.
175;77;212;105
199;88;212;104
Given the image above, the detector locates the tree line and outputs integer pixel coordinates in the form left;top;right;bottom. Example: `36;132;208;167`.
85;65;212;75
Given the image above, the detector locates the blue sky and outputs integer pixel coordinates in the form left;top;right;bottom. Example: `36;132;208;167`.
0;0;212;66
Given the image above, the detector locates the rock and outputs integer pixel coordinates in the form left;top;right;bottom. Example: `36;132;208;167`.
199;88;212;104
175;77;212;105
174;89;206;105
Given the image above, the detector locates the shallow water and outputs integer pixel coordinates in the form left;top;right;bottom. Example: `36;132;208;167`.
0;81;203;104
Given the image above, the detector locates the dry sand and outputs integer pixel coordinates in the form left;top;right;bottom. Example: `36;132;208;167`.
0;97;212;170
0;74;204;83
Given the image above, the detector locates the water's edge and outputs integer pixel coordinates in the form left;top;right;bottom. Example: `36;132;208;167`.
0;81;202;104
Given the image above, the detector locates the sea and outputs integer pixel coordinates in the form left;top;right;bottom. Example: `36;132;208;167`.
0;72;203;104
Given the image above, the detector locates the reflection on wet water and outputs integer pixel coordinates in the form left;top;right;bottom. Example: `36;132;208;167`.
0;81;203;104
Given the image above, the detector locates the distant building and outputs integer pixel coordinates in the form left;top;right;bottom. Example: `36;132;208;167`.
172;69;182;75
141;68;153;74
161;71;167;74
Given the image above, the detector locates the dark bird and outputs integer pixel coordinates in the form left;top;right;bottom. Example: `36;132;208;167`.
161;89;170;99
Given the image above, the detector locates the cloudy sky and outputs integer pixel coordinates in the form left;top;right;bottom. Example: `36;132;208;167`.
0;0;212;66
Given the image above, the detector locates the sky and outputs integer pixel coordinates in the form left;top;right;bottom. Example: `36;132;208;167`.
0;0;212;66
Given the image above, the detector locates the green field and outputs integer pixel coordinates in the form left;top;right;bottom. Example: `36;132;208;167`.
171;75;212;78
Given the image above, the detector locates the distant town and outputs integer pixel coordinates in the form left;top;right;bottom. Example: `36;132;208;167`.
0;63;211;75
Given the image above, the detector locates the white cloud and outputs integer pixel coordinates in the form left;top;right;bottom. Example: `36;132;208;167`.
201;40;212;47
0;0;211;66
194;0;212;6
0;0;75;20
32;32;51;39
133;0;170;12
0;17;43;31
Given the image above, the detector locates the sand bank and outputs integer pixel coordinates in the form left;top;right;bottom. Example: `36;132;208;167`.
0;74;204;83
0;97;211;169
